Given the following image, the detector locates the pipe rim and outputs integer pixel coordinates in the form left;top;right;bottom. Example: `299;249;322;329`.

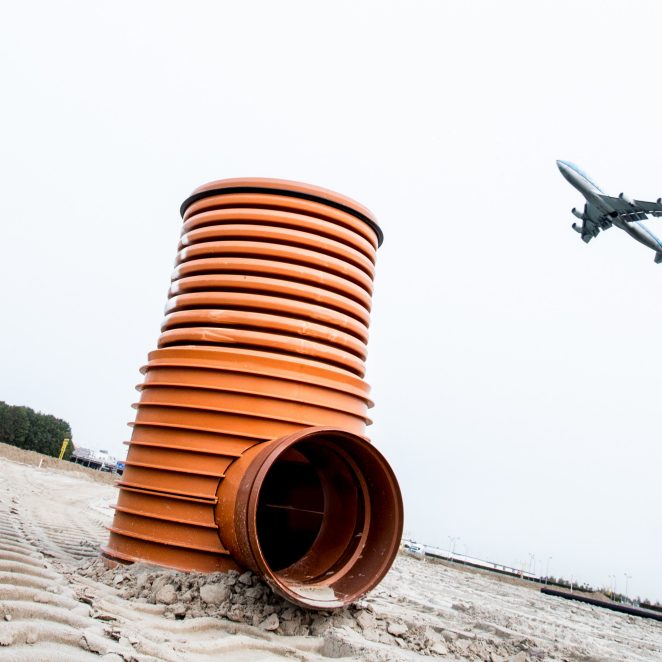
221;427;402;609
180;178;383;247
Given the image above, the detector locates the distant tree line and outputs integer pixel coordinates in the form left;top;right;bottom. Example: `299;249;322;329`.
0;401;74;459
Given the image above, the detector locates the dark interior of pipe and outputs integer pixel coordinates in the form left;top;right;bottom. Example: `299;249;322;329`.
255;440;364;579
256;448;324;570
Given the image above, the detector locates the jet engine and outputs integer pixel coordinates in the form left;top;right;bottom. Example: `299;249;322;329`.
572;207;585;220
619;192;636;206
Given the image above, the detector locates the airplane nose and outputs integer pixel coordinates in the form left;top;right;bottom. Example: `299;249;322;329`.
556;160;571;177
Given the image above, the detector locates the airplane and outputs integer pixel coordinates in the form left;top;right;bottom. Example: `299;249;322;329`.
557;160;662;263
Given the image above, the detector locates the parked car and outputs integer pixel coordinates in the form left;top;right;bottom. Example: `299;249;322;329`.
404;542;425;557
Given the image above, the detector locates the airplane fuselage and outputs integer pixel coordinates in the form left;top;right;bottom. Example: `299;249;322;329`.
557;160;662;256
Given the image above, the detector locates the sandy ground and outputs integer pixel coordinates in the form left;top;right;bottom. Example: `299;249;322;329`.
0;455;661;661
0;442;116;484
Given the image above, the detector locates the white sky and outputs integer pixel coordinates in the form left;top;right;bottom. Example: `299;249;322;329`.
1;1;661;602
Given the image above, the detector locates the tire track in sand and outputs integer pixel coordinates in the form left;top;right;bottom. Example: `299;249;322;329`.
0;468;135;661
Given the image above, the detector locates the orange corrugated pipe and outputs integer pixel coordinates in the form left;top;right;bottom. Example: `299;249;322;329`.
102;178;403;609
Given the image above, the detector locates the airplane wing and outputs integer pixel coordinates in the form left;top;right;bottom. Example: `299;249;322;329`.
599;195;662;221
631;199;662;217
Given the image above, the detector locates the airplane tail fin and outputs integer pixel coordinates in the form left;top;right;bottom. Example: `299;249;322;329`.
655;251;662;264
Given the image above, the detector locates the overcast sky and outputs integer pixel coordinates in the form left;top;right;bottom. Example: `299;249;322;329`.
2;1;661;602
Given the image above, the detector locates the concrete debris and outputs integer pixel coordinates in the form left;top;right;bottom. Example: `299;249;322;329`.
259;613;279;631
154;584;177;605
200;583;231;605
387;621;408;637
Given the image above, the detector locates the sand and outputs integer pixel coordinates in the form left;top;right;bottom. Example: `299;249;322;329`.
0;454;660;661
0;442;116;484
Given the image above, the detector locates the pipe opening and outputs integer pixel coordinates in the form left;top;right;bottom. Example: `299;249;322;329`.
218;427;402;609
255;440;366;580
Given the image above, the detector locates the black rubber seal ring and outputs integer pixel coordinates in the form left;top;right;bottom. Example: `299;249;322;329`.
180;186;383;247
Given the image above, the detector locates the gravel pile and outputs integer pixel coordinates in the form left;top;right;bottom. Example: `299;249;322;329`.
77;557;456;658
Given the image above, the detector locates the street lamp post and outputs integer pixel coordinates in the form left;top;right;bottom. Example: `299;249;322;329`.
448;536;460;562
624;573;631;602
